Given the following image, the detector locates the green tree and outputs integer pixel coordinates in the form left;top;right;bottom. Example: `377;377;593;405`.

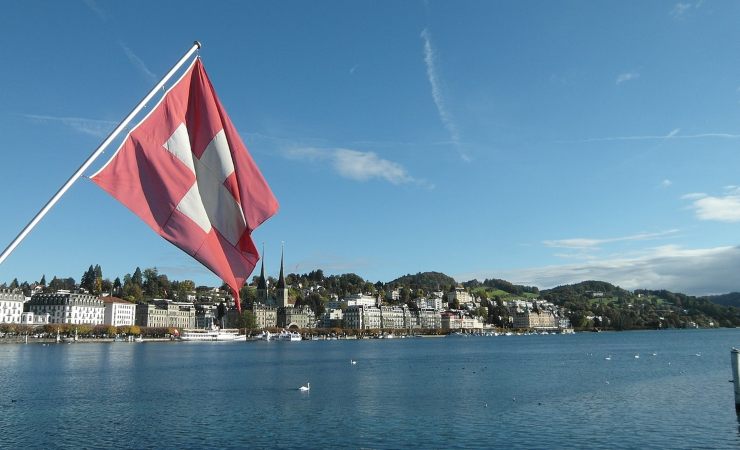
132;267;143;287
113;277;122;296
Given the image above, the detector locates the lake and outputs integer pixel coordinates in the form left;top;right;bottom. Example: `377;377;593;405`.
1;329;739;449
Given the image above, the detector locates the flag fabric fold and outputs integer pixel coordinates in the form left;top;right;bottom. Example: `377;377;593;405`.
91;58;278;312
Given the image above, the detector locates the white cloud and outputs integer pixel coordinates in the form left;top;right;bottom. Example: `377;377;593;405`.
671;2;692;18
661;179;673;188
616;71;640;85
118;41;157;83
283;147;427;186
22;114;116;138
683;187;740;222
543;229;679;250
457;245;740;295
421;28;470;162
333;149;411;184
567;130;740;143
82;0;106;21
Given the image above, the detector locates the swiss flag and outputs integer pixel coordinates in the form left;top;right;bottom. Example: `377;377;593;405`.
91;58;278;312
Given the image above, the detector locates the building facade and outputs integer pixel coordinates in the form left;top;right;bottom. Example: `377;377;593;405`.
28;292;104;325
20;312;49;325
135;301;195;329
277;305;315;329
252;303;277;329
513;307;558;330
103;297;136;326
344;305;381;330
0;289;25;324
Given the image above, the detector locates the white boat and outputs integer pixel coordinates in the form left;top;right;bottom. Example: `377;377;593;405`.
276;330;302;341
257;331;273;341
179;326;246;342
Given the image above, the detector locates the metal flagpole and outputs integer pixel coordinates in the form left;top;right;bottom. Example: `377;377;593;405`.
0;41;202;265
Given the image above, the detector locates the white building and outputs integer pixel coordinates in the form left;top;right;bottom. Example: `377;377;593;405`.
28;292;104;325
0;290;25;324
447;287;472;306
20;312;49;325
380;305;408;329
416;297;443;311
344;305;381;329
343;294;379;308
103;297;136;326
415;309;442;329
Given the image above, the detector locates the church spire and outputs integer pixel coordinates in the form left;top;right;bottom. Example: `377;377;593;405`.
257;243;267;290
276;242;286;289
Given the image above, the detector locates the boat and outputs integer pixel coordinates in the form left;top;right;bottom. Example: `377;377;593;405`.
276;330;302;341
257;330;273;341
179;325;246;342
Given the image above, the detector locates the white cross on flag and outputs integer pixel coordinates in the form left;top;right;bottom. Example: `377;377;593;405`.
91;59;278;312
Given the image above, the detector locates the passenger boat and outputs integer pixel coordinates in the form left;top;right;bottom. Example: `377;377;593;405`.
276;330;302;341
179;326;246;342
257;330;273;341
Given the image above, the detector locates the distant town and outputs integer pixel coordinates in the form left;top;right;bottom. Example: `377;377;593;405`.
1;254;739;340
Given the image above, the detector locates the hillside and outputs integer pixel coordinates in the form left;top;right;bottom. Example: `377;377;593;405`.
703;292;740;308
388;272;456;292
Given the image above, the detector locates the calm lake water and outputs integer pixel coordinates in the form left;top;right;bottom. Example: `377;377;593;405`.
1;329;739;449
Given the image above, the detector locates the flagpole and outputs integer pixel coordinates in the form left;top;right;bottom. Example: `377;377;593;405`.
0;41;202;265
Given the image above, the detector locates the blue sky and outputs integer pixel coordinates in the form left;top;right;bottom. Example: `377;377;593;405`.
1;0;740;295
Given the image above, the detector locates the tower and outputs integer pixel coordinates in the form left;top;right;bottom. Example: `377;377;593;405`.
256;248;269;305
275;244;291;308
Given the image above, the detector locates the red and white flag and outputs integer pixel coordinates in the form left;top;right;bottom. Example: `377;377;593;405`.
92;58;278;312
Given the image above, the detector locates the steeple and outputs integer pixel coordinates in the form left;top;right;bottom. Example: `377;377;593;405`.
257;247;267;290
275;242;291;308
256;243;269;304
276;243;286;289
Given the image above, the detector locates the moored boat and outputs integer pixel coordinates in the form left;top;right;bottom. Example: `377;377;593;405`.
179;326;246;342
276;330;302;341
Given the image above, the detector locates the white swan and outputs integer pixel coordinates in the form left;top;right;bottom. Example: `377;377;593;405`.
299;382;310;392
350;359;357;365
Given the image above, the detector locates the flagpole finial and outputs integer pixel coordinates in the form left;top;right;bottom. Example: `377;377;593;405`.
194;41;202;49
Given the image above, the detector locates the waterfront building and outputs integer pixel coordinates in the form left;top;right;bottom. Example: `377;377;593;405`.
103;297;136;326
416;297;443;311
344;305;381;330
28;292;104;325
319;308;343;328
195;304;218;328
415;309;442;329
135;300;195;329
447;286;472;306
252;303;277;328
380;305;408;329
441;311;464;330
513;306;558;330
343;293;378;308
20;312;49;325
277;304;316;329
0;289;24;324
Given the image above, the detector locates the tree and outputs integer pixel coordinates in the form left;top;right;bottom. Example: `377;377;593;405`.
9;278;18;289
113;277;122;296
143;268;161;298
39;274;46;286
236;310;258;331
132;267;143;287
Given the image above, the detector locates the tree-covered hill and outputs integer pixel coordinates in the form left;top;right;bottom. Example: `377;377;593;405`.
703;292;740;308
388;272;456;292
